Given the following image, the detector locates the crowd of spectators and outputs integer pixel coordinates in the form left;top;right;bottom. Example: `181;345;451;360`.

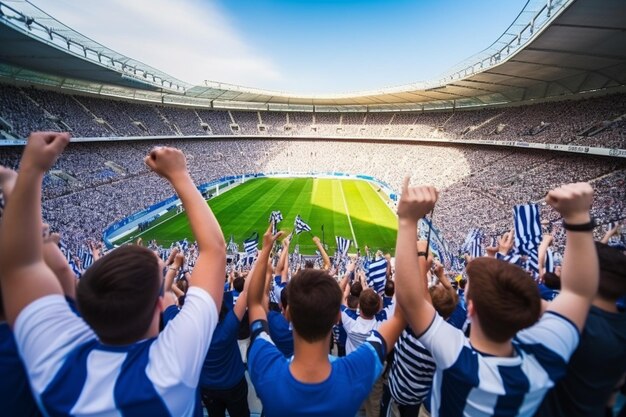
1;132;625;417
1;84;624;149
0;136;623;258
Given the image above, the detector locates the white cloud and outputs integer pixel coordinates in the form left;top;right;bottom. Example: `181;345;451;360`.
30;0;281;86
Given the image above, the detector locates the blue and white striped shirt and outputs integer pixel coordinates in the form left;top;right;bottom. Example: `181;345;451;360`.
420;311;579;417
14;287;218;416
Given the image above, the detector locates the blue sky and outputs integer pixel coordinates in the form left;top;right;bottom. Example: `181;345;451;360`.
32;0;528;94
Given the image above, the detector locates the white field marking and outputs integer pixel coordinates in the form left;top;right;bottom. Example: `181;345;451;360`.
367;181;398;218
339;180;359;248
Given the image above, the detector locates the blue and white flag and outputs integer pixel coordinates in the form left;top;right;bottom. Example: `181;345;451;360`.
269;211;283;234
227;235;239;254
79;246;94;270
294;215;312;234
179;238;189;252
335;236;351;257
544;248;555;274
244;232;259;257
513;204;542;275
366;257;388;296
513;204;542;250
462;228;483;258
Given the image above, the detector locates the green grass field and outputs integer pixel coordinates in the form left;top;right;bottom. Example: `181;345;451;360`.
120;177;398;254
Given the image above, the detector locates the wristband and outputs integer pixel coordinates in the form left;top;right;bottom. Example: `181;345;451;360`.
168;266;179;271
562;218;595;232
417;251;428;258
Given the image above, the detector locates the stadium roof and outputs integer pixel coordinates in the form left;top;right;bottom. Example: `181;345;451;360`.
0;0;625;111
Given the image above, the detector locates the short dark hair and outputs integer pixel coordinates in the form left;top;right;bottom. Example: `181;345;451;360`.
466;257;540;343
280;286;289;309
542;272;561;290
359;288;380;318
286;269;342;343
304;260;314;269
77;245;161;345
350;281;363;297
347;294;359;309
429;285;457;319
596;242;626;301
233;276;245;293
384;280;395;297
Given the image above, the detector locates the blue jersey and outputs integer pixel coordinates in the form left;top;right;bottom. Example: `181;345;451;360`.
200;309;246;390
421;311;579;417
13;288;218;416
0;322;41;417
248;320;386;417
267;310;294;358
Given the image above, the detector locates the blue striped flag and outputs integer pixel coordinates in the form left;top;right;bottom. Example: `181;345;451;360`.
244;232;259;257
462;228;483;258
269;211;283;234
513;204;543;275
335;236;351;257
227;235;239;254
294;215;312;234
366;257;388;296
544;248;555;274
80;246;94;270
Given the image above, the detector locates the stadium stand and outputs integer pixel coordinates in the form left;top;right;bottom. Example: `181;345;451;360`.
1;84;624;149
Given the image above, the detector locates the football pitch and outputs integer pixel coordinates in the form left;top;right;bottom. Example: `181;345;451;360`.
125;177;398;255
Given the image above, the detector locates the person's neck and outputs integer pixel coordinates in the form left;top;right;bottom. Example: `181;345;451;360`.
469;322;514;357
593;296;618;313
290;333;332;384
360;313;374;320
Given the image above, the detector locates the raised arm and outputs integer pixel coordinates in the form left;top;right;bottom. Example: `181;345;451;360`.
233;270;252;321
278;234;291;283
0;132;70;326
394;178;438;336
545;182;598;331
416;240;434;304
248;224;283;323
144;147;225;307
537;234;553;276
163;252;184;309
42;232;77;300
339;259;356;294
600;224;620;245
312;236;331;270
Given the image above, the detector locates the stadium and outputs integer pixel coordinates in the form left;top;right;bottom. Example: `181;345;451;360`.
0;0;625;416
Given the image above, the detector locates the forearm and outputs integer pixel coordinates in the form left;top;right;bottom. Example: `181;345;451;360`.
42;241;77;299
170;175;225;252
0;168;44;270
561;227;598;298
315;240;331;270
248;247;271;308
537;235;551;275
395;219;423;309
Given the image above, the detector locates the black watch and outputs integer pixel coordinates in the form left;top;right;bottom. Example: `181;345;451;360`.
562;218;596;232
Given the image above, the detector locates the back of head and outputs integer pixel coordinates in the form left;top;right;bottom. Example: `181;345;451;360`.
304;260;315;269
280;286;289;309
542;272;561;290
595;242;626;301
233;276;245;293
350;281;363;297
347;294;359;309
77;245;161;345
466;257;540;343
286;269;342;343
429;285;458;319
384;280;395;297
359;288;380;318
